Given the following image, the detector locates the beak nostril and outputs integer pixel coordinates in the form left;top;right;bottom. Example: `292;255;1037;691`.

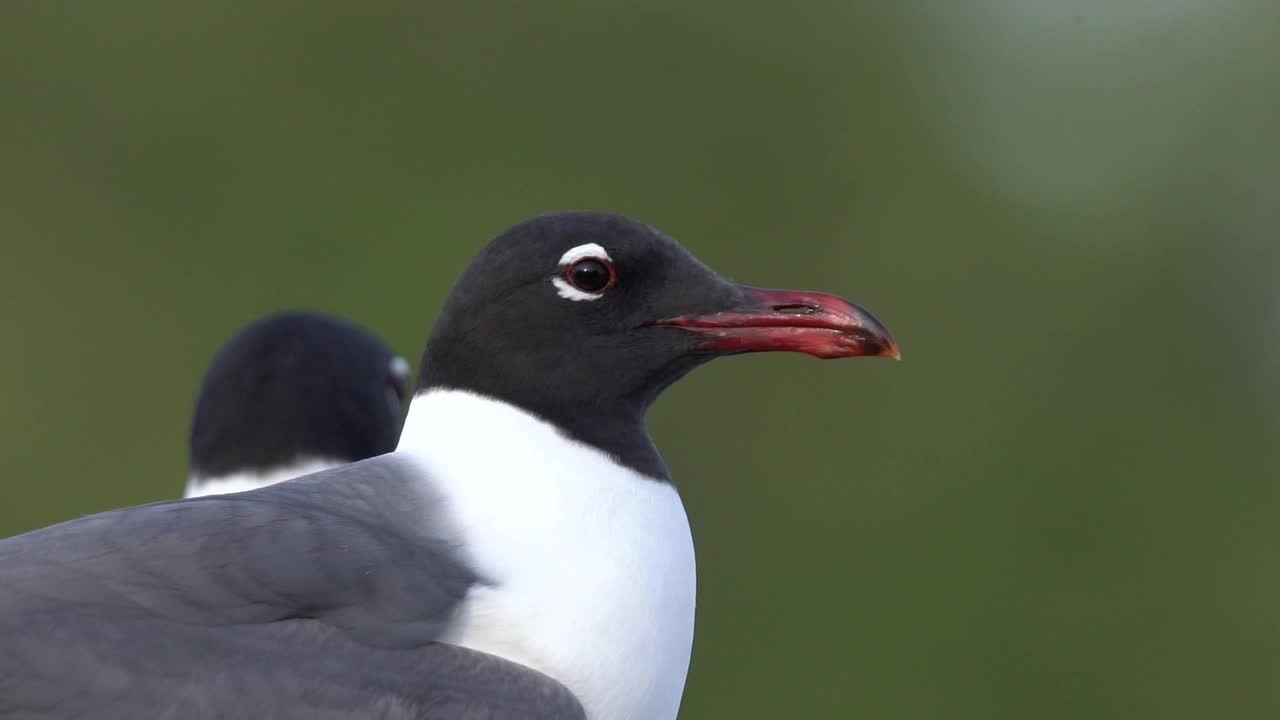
773;303;819;315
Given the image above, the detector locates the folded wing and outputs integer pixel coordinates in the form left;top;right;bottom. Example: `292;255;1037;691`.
0;456;584;720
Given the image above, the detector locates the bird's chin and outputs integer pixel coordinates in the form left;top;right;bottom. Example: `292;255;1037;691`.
648;286;900;360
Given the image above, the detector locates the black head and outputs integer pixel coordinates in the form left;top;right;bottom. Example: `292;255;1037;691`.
189;311;409;480
417;211;897;479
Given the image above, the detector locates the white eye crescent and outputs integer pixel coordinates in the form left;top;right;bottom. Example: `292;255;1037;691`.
552;243;616;301
387;356;412;401
557;243;611;267
389;356;410;383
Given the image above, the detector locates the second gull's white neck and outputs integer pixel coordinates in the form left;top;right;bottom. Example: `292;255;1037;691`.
184;457;343;498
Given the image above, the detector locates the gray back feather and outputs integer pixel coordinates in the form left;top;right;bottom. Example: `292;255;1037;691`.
0;455;585;719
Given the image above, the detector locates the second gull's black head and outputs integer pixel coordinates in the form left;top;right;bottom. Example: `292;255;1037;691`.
189;311;410;482
417;211;897;479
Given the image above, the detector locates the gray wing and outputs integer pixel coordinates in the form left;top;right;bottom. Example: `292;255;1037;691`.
0;456;586;720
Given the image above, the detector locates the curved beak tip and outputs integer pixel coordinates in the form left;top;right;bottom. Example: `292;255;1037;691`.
866;328;901;361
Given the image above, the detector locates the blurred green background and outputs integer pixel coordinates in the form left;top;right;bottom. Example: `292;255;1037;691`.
2;2;1277;717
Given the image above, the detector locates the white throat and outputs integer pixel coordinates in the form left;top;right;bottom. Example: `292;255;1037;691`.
398;389;697;720
184;457;343;498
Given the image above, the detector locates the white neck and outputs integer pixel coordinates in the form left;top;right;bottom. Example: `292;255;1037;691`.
398;389;697;720
184;457;343;498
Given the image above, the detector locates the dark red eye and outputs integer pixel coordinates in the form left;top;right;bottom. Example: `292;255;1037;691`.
565;258;616;294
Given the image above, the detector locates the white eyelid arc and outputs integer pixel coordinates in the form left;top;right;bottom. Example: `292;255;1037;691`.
557;243;611;267
389;356;410;381
552;277;605;301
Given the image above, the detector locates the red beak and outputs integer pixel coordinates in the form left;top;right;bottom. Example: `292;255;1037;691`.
650;287;900;360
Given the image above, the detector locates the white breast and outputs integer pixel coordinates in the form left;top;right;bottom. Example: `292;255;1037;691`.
398;390;697;720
